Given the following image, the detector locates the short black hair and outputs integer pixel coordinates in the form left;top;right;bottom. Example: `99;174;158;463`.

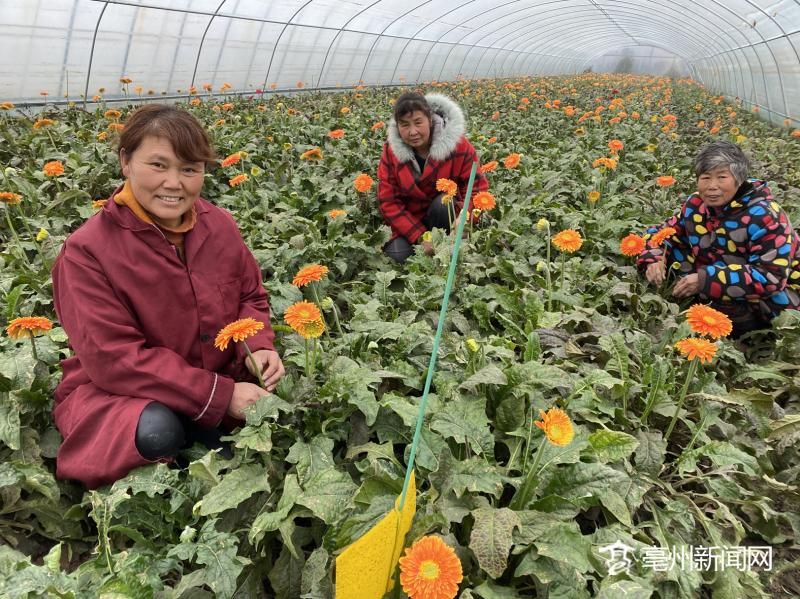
393;92;432;122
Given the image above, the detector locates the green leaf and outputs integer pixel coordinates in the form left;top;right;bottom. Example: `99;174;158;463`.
539;462;629;508
297;468;357;524
533;521;592;573
430;396;494;457
470;507;520;579
588;430;639;462
286;437;335;486
192;520;250;599
4;285;24;321
678;441;760;476
0;395;21;450
197;464;270;516
595;580;655;599
319;356;381;425
494;396;526;432
459;364;508;392
633;430;666;477
768;414;800;440
300;547;330;596
268;543;304;599
250;475;301;544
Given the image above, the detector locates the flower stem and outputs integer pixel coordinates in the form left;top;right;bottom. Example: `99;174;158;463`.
4;209;33;267
29;337;39;362
304;338;310;378
664;358;699;443
510;434;548;510
546;226;552;311
241;341;265;388
560;252;565;292
310;285;332;338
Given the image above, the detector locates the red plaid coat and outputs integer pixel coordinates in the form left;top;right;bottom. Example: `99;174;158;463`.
377;94;488;243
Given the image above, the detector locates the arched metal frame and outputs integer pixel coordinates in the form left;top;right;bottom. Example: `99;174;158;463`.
26;0;796;123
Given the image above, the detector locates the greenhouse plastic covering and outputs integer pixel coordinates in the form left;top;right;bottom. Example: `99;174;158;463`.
1;0;799;122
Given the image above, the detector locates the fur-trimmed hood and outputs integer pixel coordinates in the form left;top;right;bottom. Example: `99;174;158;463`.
387;93;465;163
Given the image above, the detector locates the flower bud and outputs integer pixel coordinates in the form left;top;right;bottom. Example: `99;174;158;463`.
465;338;479;353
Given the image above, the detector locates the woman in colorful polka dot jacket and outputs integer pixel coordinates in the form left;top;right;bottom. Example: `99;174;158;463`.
637;141;800;337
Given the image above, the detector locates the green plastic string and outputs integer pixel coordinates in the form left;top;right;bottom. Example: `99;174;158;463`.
397;162;478;511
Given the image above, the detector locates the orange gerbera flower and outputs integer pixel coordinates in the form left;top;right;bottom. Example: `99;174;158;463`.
284;301;324;334
327;129;344;139
229;174;248;187
92;199;108;210
103;109;122;120
487;136;497;143
436;178;458;198
353;173;374;193
0;192;22;205
792;130;800;138
674;337;717;364
6;316;53;339
33;118;55;129
480;161;498;173
43;161;64;177
328;209;346;219
535;407;574;446
214;317;265;351
656;175;676;187
608;139;624;152
685;304;733;339
371;121;385;131
292;264;329;287
650;227;677;246
119;76;132;84
491;110;500;120
107;123;125;132
472;191;496;211
619;234;646;257
587;190;600;203
0;102;15;110
301;147;323;161
399;536;463;599
294;317;325;339
503;153;521;169
552;229;583;253
221;152;242;168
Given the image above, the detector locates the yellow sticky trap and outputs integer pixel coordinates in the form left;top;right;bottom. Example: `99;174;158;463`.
335;472;416;598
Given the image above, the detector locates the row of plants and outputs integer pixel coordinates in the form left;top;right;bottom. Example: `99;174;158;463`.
1;73;799;597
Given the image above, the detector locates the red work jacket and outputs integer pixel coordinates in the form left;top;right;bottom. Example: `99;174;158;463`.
52;190;274;488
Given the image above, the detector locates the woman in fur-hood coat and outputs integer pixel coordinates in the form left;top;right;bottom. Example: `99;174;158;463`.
377;92;488;257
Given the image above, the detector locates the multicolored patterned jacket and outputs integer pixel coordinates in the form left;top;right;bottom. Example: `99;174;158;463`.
637;180;800;318
377;93;488;243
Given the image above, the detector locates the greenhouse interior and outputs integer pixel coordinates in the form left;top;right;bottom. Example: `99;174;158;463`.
1;0;800;597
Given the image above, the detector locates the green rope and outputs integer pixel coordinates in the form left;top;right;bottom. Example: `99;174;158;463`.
398;162;478;511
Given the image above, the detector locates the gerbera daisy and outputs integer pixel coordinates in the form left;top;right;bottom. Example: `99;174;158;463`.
619;234;646;257
229;174;248;187
587;191;600;203
656;175;676;187
33;118;55;129
650;227;677;246
535;407;574;446
503;153;521;168
353;173;374;193
552;229;583;253
103;109;122;120
284;301;323;332
371;121;385;131
221;152;242;168
685;304;733;339
327;129;344;139
300;147;323;161
436;178;458;198
43;161;65;177
480;161;498;174
328;209;346;219
674;337;717;364
6;316;53;339
0;192;22;205
399;536;463;599
292;264;329;287
472;191;496;211
213;318;264;351
92;199;107;210
608;139;624;152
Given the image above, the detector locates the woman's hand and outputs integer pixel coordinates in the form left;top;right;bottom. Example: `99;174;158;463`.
228;382;265;418
673;273;700;298
645;261;666;285
245;349;285;391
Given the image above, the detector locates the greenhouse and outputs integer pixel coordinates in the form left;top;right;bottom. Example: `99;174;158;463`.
1;0;799;597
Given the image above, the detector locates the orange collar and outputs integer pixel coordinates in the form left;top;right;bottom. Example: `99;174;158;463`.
113;181;197;234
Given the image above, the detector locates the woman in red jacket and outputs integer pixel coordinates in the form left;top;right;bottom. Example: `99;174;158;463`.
378;92;489;262
52;105;284;488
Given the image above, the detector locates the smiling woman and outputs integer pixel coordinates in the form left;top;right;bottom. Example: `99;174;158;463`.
636;141;800;337
50;104;285;488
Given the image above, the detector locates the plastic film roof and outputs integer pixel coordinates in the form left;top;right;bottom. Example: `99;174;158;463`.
2;0;799;121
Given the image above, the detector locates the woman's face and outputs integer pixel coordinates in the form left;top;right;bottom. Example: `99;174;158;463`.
697;166;739;209
120;136;205;227
397;110;432;151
